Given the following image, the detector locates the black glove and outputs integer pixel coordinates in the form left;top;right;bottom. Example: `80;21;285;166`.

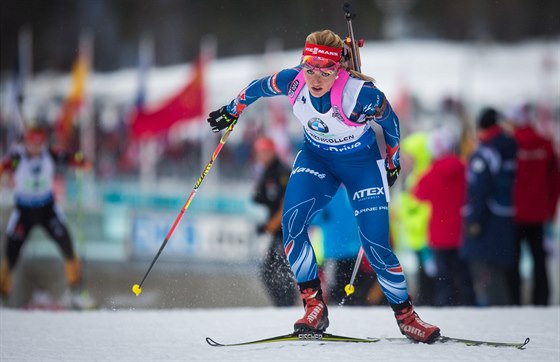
386;166;400;187
207;106;238;133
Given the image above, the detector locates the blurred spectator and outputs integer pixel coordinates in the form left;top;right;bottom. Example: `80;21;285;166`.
0;126;95;309
508;104;560;305
439;97;476;161
311;186;381;306
413;128;475;306
252;136;297;306
461;108;517;306
394;132;437;305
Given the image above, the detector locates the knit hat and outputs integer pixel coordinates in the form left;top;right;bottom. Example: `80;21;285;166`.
507;103;532;126
254;136;276;153
428;127;458;159
478;108;499;130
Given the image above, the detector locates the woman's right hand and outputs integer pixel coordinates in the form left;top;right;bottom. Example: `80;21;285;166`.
207;106;238;133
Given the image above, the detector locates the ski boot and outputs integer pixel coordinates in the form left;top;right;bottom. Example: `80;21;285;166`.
392;299;440;343
294;279;329;333
70;287;97;310
0;293;8;308
0;262;11;308
0;261;12;296
27;289;61;310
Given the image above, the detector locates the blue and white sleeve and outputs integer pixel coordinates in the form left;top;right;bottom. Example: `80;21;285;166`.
356;83;401;169
226;67;299;117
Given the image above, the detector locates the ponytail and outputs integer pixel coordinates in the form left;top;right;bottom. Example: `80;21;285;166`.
346;68;375;83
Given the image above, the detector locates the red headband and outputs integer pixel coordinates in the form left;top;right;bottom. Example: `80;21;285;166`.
302;43;342;62
25;129;47;144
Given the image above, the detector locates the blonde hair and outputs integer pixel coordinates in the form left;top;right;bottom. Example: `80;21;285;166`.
305;29;375;83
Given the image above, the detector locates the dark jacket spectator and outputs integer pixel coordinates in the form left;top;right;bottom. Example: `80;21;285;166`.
461;108;517;306
252;136;297;306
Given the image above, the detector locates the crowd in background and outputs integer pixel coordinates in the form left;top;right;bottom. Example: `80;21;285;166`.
392;100;559;307
0;91;559;308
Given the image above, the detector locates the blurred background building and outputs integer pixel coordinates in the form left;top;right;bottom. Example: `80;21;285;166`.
0;0;558;309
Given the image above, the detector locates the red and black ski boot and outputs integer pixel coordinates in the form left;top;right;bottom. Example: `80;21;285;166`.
392;299;440;343
294;279;329;333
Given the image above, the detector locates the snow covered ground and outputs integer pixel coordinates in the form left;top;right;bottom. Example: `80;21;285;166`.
1;306;558;361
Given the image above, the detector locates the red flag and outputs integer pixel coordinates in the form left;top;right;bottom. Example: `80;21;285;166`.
131;58;205;139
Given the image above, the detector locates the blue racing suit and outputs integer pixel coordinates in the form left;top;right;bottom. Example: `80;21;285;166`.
226;66;408;304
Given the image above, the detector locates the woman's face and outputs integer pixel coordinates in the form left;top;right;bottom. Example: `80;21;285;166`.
25;140;44;156
24;131;47;156
303;69;338;98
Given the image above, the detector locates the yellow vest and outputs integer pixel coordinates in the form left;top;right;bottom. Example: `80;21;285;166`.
394;132;432;251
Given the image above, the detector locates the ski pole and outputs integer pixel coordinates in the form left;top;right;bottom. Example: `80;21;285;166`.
339;247;364;305
339;2;365;307
132;120;237;296
343;2;362;73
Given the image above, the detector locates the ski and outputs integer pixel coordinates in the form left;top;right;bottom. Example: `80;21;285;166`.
437;335;530;349
382;335;530;349
206;332;530;349
206;332;379;347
